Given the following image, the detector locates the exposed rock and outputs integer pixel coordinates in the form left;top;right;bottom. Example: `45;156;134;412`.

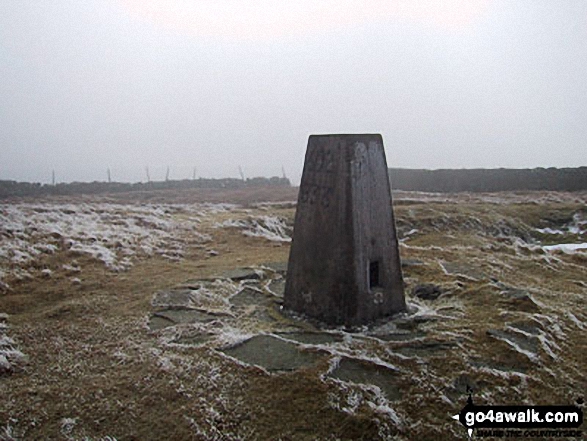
266;278;286;297
507;320;543;335
275;331;343;345
486;328;540;360
222;268;262;281
440;261;486;281
230;287;269;308
328;357;402;401
468;357;529;374
152;289;195;309
262;261;288;275
172;334;214;346
149;309;219;330
494;283;542;312
412;284;444;301
401;259;425;268
0;354;12;375
221;335;325;371
393;340;458;357
394;315;438;330
369;330;427;342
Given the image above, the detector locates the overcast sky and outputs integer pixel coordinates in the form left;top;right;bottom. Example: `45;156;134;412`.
1;0;586;184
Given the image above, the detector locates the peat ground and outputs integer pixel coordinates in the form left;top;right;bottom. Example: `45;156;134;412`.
1;188;586;440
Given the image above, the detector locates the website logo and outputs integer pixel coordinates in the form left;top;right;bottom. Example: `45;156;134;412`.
452;393;583;439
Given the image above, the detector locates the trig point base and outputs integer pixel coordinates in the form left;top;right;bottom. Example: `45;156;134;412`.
284;134;405;326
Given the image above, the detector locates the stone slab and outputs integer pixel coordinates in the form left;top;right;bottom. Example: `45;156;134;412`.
222;335;325;371
222;268;261;281
148;309;218;330
275;332;344;345
328;357;402;401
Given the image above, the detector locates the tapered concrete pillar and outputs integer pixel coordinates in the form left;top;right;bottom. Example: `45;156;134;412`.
284;134;405;326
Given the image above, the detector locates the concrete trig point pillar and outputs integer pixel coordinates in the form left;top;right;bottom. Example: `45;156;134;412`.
284;134;405;326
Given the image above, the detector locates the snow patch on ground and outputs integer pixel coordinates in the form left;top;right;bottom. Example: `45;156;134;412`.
566;312;586;330
488;331;538;362
543;243;587;253
536;227;566;235
326;371;404;430
215;216;292;242
537;212;587;237
0;202;222;278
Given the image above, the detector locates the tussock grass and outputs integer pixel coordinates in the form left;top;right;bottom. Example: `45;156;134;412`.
1;189;586;439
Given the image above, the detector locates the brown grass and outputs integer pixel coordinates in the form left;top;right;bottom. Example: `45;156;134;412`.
1;189;586;440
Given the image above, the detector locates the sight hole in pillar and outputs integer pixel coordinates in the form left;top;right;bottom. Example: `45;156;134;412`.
369;260;381;290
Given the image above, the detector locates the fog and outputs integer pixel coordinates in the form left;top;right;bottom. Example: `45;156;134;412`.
1;0;586;184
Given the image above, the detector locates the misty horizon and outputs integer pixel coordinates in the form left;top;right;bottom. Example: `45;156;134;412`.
2;1;587;185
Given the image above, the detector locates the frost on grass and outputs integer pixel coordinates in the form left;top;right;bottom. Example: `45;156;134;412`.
0;315;26;374
536;212;587;236
327;374;404;435
0;422;18;441
145;343;251;441
566;312;586;330
215;216;292;242
60;417;77;437
152;279;239;313
0;270;9;292
0;202;216;278
327;384;365;416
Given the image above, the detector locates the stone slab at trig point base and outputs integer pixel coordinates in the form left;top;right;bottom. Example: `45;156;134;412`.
284;134;406;326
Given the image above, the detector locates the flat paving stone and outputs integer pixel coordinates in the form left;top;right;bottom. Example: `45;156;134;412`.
369;330;427;342
222;334;325;371
275;332;343;345
149;309;218;330
412;284;444;301
230;287;270;307
246;307;278;323
262;261;288;275
222;268;261;281
328;357;402;401
393;340;458;357
266;279;286;297
149;315;176;331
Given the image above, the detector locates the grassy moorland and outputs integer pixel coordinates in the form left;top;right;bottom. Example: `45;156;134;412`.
1;187;585;440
